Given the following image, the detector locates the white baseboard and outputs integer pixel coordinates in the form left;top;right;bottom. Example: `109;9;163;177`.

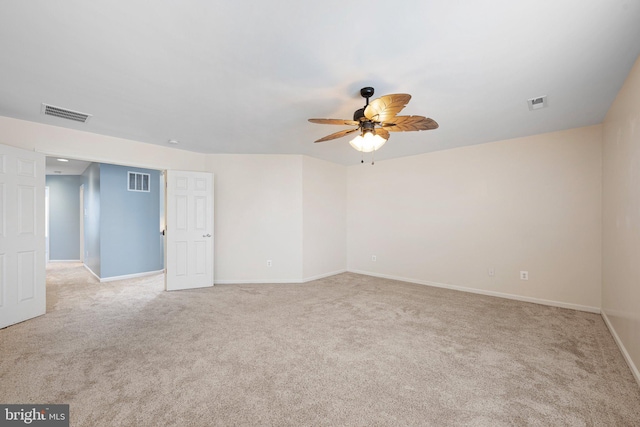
49;259;81;263
601;310;640;387
302;269;347;283
82;264;163;283
99;269;164;283
214;278;302;285
348;269;601;314
214;269;347;285
83;264;100;281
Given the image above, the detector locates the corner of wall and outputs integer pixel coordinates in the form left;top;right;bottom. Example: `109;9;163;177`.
600;53;640;387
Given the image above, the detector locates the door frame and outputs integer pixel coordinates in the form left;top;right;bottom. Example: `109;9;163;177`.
79;184;84;263
37;151;179;288
45;186;50;263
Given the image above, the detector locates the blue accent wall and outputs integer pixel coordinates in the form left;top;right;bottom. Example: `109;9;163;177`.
99;164;163;278
49;162;162;280
46;175;81;260
82;163;101;277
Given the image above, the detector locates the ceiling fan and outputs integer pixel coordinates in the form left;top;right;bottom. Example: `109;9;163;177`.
308;87;438;156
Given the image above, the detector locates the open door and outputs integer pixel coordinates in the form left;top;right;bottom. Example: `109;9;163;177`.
165;170;214;291
0;143;46;328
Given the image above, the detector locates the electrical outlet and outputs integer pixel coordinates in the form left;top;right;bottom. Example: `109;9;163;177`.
267;260;272;267
371;255;377;262
488;268;495;277
520;271;529;280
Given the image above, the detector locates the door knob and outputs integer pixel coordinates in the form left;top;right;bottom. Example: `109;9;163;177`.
203;233;212;237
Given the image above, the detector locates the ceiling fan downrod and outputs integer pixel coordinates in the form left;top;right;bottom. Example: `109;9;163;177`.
360;87;374;105
353;87;374;122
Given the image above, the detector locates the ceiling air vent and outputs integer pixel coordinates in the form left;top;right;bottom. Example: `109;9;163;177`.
527;96;548;111
41;103;92;123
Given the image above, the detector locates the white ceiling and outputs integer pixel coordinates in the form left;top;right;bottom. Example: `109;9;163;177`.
1;1;639;165
45;157;91;175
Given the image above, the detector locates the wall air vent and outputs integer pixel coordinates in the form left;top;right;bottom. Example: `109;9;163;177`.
41;103;92;123
527;96;548;111
128;171;150;192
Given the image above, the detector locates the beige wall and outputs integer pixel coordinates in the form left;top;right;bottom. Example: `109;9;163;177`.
602;55;640;382
2;114;604;306
5;77;640;384
0;117;341;284
302;156;347;281
207;154;348;283
207;154;304;283
0;116;206;172
348;125;603;311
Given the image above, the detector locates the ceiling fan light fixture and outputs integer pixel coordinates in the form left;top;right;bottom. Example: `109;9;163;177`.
349;130;387;153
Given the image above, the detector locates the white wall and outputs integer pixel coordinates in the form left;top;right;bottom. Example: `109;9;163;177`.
0;117;352;285
0;116;206;172
0;117;310;283
207;154;304;283
348;125;603;312
7;89;640;386
302;156;346;281
205;155;348;283
602;55;640;383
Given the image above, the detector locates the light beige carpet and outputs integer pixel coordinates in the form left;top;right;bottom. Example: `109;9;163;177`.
1;263;639;426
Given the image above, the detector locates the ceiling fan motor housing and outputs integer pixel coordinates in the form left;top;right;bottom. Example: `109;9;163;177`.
361;120;375;134
360;87;374;99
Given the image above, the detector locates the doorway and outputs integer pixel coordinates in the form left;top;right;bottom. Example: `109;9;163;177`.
45;158;164;282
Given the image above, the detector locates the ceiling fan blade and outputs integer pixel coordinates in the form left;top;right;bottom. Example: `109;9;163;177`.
364;94;412;123
314;128;359;143
381;116;439;132
375;128;390;140
309;118;359;126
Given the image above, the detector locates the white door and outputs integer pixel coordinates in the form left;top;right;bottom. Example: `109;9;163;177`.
0;144;46;328
165;170;214;291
